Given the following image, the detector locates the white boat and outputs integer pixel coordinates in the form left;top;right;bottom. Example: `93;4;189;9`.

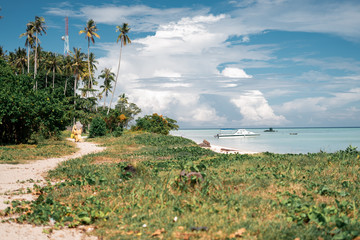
215;129;260;138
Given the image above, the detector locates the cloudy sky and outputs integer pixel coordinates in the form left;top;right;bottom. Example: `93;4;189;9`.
1;0;360;128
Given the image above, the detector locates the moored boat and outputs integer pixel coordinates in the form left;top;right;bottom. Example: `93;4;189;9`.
215;129;260;138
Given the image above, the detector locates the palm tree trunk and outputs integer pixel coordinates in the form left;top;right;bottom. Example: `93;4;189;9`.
87;40;91;98
45;73;48;88
107;42;123;115
52;67;55;89
64;78;68;95
103;94;107;109
34;32;38;90
27;46;30;74
74;74;77;124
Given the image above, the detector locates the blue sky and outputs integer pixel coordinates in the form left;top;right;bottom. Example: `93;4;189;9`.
1;0;360;128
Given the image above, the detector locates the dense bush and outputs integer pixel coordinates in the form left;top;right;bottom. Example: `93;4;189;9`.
89;116;106;138
132;113;179;135
0;59;68;144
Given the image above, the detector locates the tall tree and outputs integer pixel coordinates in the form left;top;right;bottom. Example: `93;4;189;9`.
46;52;63;89
27;16;46;88
70;48;86;118
99;68;115;109
79;19;99;94
0;46;6;58
13;47;27;74
20;25;35;74
63;55;73;95
108;23;131;115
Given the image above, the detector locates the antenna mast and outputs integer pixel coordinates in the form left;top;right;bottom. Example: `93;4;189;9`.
62;17;70;55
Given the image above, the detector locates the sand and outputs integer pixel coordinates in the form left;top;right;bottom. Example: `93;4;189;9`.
0;139;106;240
209;144;258;154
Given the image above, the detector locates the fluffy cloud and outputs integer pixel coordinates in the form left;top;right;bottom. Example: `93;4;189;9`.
129;89;225;124
221;67;252;78
231;90;287;126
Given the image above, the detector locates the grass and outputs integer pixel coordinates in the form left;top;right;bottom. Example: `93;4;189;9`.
2;132;360;239
0;131;77;164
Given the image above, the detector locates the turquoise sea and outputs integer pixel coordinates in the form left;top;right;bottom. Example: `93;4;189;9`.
171;127;360;154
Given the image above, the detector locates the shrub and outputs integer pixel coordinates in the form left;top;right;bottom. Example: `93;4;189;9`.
132;113;179;135
0;59;67;144
89;117;106;138
112;126;123;137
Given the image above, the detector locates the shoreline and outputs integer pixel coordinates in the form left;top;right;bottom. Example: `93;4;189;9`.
208;144;258;154
196;139;258;154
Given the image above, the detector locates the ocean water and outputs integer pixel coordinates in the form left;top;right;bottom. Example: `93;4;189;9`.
170;128;360;154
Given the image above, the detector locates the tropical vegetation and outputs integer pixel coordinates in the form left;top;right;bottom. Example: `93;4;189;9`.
0;16;148;143
2;132;359;239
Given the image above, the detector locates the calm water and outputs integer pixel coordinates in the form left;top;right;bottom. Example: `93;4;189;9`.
170;128;360;154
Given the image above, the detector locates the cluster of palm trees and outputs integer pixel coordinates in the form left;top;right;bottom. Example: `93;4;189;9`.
1;15;132;115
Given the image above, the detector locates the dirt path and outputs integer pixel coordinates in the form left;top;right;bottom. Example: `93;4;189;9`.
0;139;106;240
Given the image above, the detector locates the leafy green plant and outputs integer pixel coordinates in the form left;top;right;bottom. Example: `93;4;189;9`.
132;113;179;135
89;116;106;138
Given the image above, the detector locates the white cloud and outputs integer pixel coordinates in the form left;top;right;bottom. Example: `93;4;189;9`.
153;69;181;78
221;67;253;78
129;89;225;124
231;90;287;126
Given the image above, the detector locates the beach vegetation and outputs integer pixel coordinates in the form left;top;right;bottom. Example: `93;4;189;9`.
89;116;106;138
132;113;179;135
0;59;68;144
0;133;76;164
3;132;359;239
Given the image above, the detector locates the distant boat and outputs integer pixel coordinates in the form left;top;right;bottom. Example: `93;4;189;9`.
215;129;260;138
289;133;298;135
264;128;277;132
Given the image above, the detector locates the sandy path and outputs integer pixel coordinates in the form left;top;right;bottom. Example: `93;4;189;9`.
0;139;106;240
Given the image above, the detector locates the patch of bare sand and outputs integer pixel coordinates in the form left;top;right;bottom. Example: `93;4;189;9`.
0;139;106;240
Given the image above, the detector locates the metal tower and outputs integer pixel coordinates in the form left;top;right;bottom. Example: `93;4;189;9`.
62;17;70;55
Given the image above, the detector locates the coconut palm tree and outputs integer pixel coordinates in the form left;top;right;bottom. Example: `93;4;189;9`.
0;46;6;58
20;25;35;74
107;23;131;115
79;19;100;93
99;68;115;109
46;52;63;89
13;47;27;74
70;47;86;112
63;55;73;95
27;16;46;88
81;52;98;97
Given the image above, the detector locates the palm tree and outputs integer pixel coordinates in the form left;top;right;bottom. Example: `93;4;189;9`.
99;68;115;109
79;19;100;94
46;53;63;89
107;23;131;115
0;46;6;58
63;55;73;95
81;52;98;97
27;16;46;87
13;47;27;74
20;25;35;74
70;47;86;113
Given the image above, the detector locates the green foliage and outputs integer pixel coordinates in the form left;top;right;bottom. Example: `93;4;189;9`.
6;133;360;239
89;116;106;138
112;126;123;137
102;94;141;132
132;113;179;135
0;59;67;144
